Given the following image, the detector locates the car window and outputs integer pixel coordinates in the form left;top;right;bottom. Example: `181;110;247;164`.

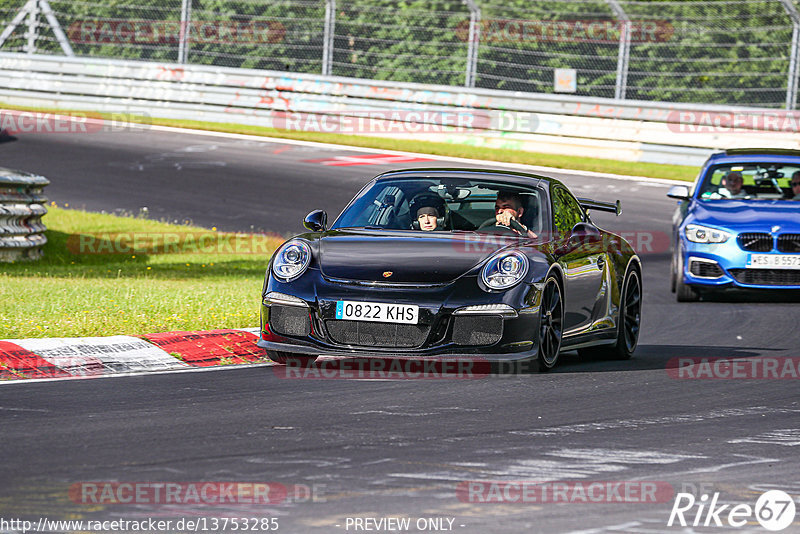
331;177;545;232
552;185;585;237
698;163;800;200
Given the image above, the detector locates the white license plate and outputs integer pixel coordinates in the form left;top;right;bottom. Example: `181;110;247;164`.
746;254;800;269
335;301;419;324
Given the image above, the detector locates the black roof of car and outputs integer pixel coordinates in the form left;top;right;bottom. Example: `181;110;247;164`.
722;148;800;157
373;167;549;187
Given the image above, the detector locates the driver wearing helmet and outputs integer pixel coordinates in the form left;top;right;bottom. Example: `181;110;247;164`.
409;193;447;231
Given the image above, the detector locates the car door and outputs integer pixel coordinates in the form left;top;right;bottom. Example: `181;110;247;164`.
551;185;606;335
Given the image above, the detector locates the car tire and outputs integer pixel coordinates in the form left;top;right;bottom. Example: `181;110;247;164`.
537;275;564;372
676;279;699;302
265;350;318;366
674;250;699;302
675;263;700;301
670;250;678;293
579;267;642;361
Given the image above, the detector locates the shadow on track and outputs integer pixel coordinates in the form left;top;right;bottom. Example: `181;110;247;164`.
691;289;800;303
272;343;778;379
554;343;779;375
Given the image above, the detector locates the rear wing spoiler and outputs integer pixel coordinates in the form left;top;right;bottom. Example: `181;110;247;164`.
578;198;622;216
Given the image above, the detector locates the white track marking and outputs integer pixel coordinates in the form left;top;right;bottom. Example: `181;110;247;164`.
8;336;187;375
137;122;689;186
728;429;800;447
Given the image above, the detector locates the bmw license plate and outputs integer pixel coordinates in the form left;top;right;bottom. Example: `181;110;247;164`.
335;301;419;324
747;254;800;269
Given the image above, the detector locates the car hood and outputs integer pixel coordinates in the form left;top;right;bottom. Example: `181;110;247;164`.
689;200;800;233
317;229;526;284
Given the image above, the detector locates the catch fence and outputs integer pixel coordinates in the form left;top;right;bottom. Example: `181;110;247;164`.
2;0;800;108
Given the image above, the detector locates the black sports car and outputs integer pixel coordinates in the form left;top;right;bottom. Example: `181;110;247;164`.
258;168;642;371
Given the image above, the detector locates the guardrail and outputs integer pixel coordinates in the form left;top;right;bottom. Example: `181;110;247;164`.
1;52;798;166
0;166;48;261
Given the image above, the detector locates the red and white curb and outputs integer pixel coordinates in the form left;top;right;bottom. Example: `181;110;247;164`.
0;328;269;381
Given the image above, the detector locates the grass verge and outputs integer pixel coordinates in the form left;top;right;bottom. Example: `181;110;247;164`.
3;103;699;181
0;206;282;339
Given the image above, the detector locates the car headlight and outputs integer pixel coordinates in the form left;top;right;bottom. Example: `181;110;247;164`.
272;240;311;281
481;250;529;290
685;224;730;244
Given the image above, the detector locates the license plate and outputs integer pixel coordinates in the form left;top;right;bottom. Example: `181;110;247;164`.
335;301;419;324
746;254;800;269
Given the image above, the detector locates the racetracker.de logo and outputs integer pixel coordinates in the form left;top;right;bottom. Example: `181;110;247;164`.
449;231;670;255
667;357;800;380
456;481;674;504
667;110;800;134
273;357;491;380
69;482;288;505
454;19;674;43
67;20;285;45
271;110;490;134
66;232;284;255
0;111;147;134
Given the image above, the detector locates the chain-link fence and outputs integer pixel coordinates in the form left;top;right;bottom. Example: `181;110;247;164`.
2;0;800;108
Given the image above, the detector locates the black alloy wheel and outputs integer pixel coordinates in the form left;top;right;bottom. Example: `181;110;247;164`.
538;276;564;371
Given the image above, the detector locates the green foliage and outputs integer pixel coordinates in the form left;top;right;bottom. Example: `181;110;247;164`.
0;0;795;106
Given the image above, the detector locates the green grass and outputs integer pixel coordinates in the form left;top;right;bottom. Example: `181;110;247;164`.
146;117;699;181
0;206;283;339
1;103;699;181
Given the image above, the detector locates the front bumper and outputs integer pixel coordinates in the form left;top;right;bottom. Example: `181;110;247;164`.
258;274;543;362
680;239;800;290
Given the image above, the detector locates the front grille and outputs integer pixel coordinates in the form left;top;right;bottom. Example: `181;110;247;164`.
689;259;724;278
269;305;311;337
452;316;503;346
325;320;429;348
729;269;800;286
778;234;800;253
737;233;773;252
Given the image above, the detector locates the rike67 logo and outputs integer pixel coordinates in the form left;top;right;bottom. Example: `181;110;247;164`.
668;490;796;531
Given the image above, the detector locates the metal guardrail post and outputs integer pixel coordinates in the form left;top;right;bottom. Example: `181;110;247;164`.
322;0;336;76
25;0;38;54
606;0;630;100
779;0;800;110
0;0;35;51
463;0;480;88
38;0;74;56
178;0;192;64
0;167;49;262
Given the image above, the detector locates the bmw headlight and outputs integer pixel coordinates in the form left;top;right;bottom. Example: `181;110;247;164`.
685;224;730;244
272;240;311;281
481;250;529;290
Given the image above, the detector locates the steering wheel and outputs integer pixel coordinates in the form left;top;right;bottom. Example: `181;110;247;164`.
480;223;520;236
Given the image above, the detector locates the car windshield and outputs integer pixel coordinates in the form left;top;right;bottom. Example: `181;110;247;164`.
331;177;546;234
698;163;800;202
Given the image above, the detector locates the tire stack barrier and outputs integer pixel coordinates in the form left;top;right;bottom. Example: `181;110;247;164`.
0;167;49;262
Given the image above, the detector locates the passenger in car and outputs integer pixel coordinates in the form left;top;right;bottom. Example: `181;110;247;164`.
416;206;440;231
791;171;800;200
409;193;447;231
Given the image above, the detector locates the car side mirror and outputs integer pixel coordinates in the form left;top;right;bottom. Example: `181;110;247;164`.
667;185;691;201
569;222;601;246
304;210;327;232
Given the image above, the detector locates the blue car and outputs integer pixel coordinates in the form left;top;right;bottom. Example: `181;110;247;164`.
668;149;800;301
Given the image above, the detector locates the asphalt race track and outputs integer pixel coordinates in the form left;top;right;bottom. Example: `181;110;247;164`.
2;129;799;533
